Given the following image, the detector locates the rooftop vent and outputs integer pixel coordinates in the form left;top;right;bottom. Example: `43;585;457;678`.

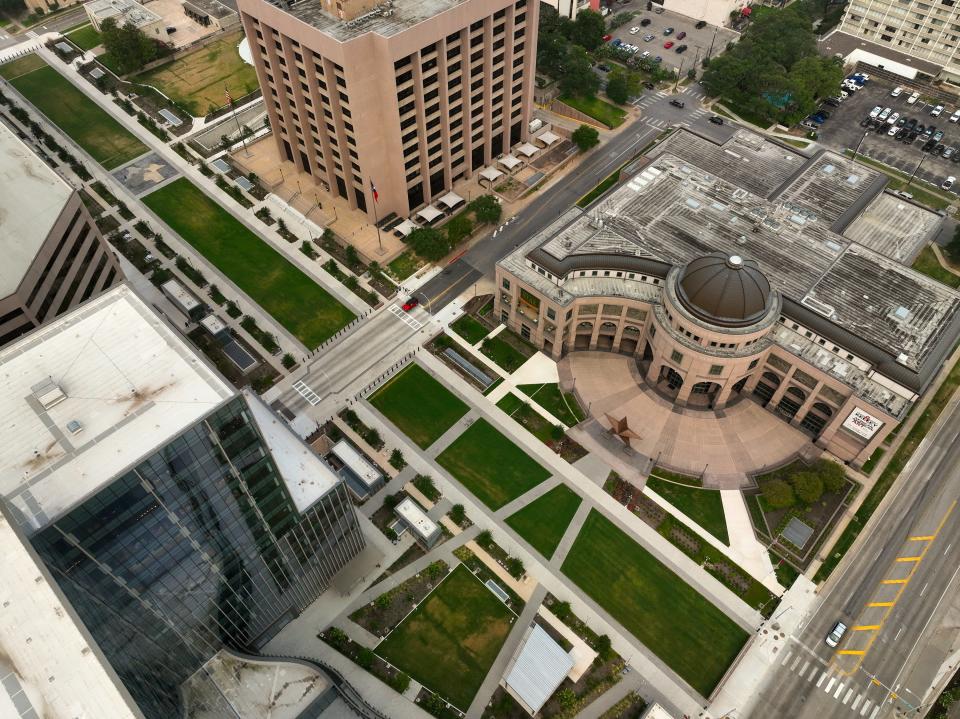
66;420;83;436
31;379;66;410
889;305;912;323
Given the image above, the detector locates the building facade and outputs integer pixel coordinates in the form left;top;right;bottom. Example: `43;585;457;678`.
838;0;960;83
0;286;365;719
496;129;960;468
0;123;122;348
236;0;538;221
659;0;749;28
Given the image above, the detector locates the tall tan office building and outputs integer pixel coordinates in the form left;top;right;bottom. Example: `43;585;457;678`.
0;123;122;348
838;0;960;82
236;0;538;221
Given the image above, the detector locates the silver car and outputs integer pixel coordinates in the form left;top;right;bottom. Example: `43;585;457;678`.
825;621;847;648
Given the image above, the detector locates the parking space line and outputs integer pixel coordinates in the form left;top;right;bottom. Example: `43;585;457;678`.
853;625;881;630
837;649;866;656
896;556;922;562
909;535;935;541
800;659;810;676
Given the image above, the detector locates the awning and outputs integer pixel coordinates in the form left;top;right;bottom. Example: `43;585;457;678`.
480;166;503;182
416;205;444;224
537;130;560;146
498;154;521;171
437;191;465;210
516;142;538;157
394;219;419;237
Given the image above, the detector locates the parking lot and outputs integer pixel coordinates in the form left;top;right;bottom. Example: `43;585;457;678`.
813;73;960;195
605;3;739;76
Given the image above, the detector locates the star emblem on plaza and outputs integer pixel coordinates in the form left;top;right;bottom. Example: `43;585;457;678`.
605;414;641;447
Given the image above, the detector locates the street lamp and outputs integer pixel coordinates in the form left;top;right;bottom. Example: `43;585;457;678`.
906;151;929;188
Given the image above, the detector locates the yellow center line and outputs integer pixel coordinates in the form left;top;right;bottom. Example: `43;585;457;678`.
867;601;895;607
881;578;908;584
909;535;935;541
896;556;923;562
853;625;881;631
837;650;866;656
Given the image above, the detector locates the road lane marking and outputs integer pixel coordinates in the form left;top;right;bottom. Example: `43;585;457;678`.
894;626;904;641
834;682;845;698
945;543;952;555
800;659;810;676
843;688;853;704
895;556;922;562
867;601;894;607
909;535;935;541
825;677;836;693
881;579;908;584
853;625;881;630
860;700;872;716
817;672;828;687
852;694;862;709
838;650;866;655
791;655;802;671
920;582;929;596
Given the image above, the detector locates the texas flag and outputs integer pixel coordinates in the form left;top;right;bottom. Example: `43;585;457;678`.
370;180;379;202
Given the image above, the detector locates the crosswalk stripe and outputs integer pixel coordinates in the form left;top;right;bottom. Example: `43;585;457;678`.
800;660;810;676
834;683;845;698
851;694;862;710
817;671;828;687
860;700;872;716
825;677;835;692
868;706;880;719
781;650;793;666
843;688;854;704
808;664;819;681
790;655;802;671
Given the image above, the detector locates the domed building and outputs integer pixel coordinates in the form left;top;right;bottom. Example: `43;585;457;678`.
493;129;960;468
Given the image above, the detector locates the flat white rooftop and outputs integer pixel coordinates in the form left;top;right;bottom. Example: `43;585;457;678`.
244;390;340;512
85;0;162;26
394;496;438;541
331;438;383;488
503;624;574;715
0;122;73;297
0;506;142;719
0;284;233;531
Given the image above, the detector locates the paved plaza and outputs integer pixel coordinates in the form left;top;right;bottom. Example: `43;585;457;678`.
564;353;813;487
111;153;179;195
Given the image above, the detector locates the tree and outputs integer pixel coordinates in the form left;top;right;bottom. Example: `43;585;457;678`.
559;46;599;97
477;529;493;547
571;124;600;152
445;214;473;246
792;471;824;505
815;458;846;494
408;227;449;261
552;600;571;619
345;244;360;268
390;672;410;694
762;479;795;509
536;31;569;77
281;353;296;369
605;72;629;104
389;448;406;470
551;424;565;442
594;634;613;661
0;0;25;13
469;194;502;224
100;18;170;75
505;556;524;578
557;688;577;710
566;9;605;51
450;503;466;526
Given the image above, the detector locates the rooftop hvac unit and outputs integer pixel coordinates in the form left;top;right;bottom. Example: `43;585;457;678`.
528;118;543;134
66;420;83;436
31;379;66;410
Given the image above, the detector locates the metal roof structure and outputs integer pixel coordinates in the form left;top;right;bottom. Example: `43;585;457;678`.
394;497;439;543
677;253;772;328
503;624;574;715
331;439;383;489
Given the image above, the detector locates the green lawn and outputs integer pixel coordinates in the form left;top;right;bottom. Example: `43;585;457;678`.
561;511;748;697
645;475;729;545
7;62;147;169
518;383;585;426
142;179;354;347
0;54;46;80
369;364;469;448
506;484;582;559
133;31;258;115
480;333;533;373
912;244;960;289
560;94;627;128
387;250;424;281
376;565;514;710
450;314;490;344
437;418;551;509
66;24;102;51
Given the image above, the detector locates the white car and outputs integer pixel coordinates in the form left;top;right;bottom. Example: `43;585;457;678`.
641;50;651;58
943;176;956;190
869;106;882;118
887;124;899;136
951;110;960;123
825;622;847;648
886;111;900;125
878;107;892;120
629;26;640;34
891;86;903;97
840;90;850;99
643;33;655;41
907;91;920;104
931;104;945;117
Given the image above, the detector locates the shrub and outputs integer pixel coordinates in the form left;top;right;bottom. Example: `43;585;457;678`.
345;244;360;268
342;408;360;426
477;529;493;547
389;448;406;470
763;479;795;509
326;626;348;647
572;124;600;151
383;492;404;509
552;600;571;620
363;427;382;449
557;688;577;709
413;474;441;502
450;503;466;526
792;471;824;505
468;194;502;224
385;527;398;541
551;425;566;441
425;560;445;580
445;214;474;246
375;591;393;609
390;672;411;694
815;458;847;493
281;353;296;369
594;634;613;661
356;647;375;669
505;556;524;579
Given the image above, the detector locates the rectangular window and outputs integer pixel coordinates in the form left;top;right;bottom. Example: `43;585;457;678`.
709;364;723;376
670;350;683;364
502;278;510;290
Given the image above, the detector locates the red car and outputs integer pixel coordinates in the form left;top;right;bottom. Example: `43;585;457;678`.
402;297;419;312
602;33;612;42
663;40;674;49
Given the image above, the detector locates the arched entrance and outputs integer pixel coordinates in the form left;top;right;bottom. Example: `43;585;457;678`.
732;376;749;395
574;322;593;350
620;325;641;355
656;365;684;398
688;381;721;409
752;371;781;406
777;385;807;419
800;401;833;437
597;322;618;351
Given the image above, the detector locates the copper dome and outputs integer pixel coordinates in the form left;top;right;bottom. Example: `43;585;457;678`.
676;253;772;328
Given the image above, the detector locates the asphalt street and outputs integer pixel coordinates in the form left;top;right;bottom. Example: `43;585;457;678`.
0;7;87;50
750;393;960;719
415;83;730;313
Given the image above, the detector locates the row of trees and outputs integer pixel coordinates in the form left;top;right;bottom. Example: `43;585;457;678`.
537;6;606;98
405;195;502;261
701;1;843;125
762;458;847;509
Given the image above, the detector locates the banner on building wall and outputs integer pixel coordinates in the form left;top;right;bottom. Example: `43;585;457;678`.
842;407;884;440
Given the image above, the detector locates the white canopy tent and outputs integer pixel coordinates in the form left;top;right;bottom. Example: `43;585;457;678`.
516;142;538;158
394;219;419;237
536;130;560;146
480;166;504;183
498;154;522;171
437;191;465;210
416;205;444;224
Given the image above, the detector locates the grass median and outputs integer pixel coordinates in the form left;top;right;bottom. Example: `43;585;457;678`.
369;364;469;448
646;473;728;545
506;484;582;559
142;178;354;347
562;510;748;697
7;60;147;169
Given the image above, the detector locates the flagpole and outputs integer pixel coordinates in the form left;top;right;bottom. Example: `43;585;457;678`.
370;180;383;254
226;84;250;157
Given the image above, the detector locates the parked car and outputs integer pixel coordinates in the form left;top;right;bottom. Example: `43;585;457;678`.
887;125;899;137
824;97;841;107
641;50;651;58
878;107;892;120
906;118;918;130
640;17;651;25
908;130;919;141
676;31;686;39
669;99;685;108
818;109;832;119
934;129;945;141
653;56;662;63
709;116;724;125
932;104;945;117
644;33;655;41
950;110;960;123
923;139;937;152
935;143;946;155
895;128;908;140
952;152;960;163
860;118;872;128
630;26;640;34
695;20;707;28
664;40;674;48
891;86;903;97
869;106;882;118
924;124;936;137
886;112;900;125
663;26;674;35
944;146;956;159
907;91;920;104
603;34;612;41
676;44;688;53
825;621;847;648
942;176;956;190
